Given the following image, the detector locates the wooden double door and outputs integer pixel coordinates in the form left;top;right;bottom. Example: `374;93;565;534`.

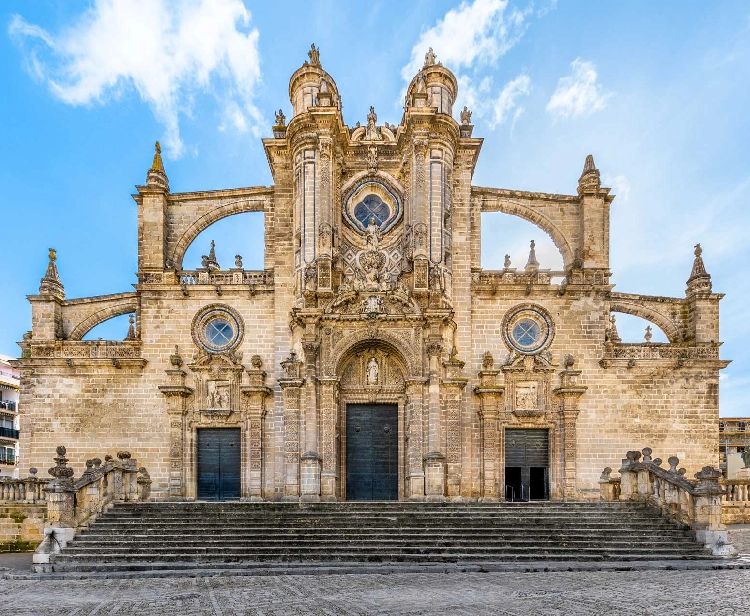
197;428;241;501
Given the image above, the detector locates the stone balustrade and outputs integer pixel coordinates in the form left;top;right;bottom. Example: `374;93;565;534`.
32;446;152;572
599;447;736;556
722;479;750;524
0;468;48;503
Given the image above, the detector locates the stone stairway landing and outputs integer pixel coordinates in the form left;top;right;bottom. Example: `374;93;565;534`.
50;501;715;573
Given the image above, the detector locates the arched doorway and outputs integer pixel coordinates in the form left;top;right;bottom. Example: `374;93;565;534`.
336;342;408;500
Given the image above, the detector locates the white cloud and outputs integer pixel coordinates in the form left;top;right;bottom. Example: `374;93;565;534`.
400;0;530;82
490;74;530;128
546;58;611;119
602;173;631;201
400;0;539;134
9;0;262;158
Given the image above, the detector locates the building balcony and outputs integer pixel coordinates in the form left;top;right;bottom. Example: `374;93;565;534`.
0;400;16;411
0;427;20;439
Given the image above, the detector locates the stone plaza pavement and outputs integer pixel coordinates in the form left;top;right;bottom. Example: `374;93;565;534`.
2;567;750;615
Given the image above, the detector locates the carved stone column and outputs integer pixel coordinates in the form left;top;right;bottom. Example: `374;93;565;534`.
318;376;339;500
424;338;445;500
300;340;321;501
474;352;504;501
240;355;272;501
442;355;467;500
158;348;194;498
553;358;587;500
405;377;427;500
279;352;304;500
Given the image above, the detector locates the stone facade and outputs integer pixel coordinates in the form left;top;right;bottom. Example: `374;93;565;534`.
14;46;729;502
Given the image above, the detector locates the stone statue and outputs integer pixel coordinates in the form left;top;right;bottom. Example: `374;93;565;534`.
365;216;382;249
235;254;243;269
424;47;437;67
274;109;286;127
308;43;320;67
460;106;472;125
207;381;217;408
366;356;379;385
365;106;379;140
504;254;511;269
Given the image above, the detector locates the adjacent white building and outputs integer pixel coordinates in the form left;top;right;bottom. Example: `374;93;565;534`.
0;353;20;478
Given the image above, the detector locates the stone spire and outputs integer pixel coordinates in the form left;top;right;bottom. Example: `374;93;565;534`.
124;314;137;341
201;240;220;271
524;240;539;272
578;154;601;196
39;247;65;298
686;243;712;295
146;141;169;191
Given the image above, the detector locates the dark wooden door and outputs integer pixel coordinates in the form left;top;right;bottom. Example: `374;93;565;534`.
505;429;549;501
197;428;241;501
346;404;398;500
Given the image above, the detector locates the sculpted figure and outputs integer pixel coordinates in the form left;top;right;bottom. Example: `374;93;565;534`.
366;357;379;385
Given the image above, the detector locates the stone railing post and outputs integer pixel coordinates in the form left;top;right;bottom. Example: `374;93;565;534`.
137;467;152;501
636;447;653;500
618;450;640;500
693;466;737;556
599;467;617;501
117;451;138;502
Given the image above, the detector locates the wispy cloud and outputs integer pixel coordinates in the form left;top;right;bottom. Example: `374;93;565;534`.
8;0;263;158
602;173;631;201
491;73;530;128
546;58;611;119
400;0;539;132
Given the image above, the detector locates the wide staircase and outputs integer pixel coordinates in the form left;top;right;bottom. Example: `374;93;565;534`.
51;501;713;573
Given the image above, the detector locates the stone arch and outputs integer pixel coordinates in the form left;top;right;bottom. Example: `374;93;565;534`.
68;297;138;340
486;199;574;269
337;340;408;388
170;197;267;269
609;300;683;343
328;329;421;378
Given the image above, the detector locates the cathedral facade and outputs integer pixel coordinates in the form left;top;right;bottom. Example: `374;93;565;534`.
16;47;728;502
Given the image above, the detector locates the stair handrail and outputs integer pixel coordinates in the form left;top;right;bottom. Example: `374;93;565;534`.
599;447;736;557
0;468;49;503
32;445;152;573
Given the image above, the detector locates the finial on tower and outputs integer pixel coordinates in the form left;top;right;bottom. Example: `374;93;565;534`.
607;314;621;343
308;43;321;67
424;47;437;68
39;247;64;298
124;314;137;341
525;240;539;272
578;154;600;196
686;243;712;295
146;141;169;190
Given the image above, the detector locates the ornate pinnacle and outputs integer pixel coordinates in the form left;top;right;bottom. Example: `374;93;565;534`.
578;154;600;196
146;140;169;190
607;314;621;343
150;141;164;173
39;247;65;298
124;314;137;341
686;242;712;295
524;240;539;272
644;325;653;342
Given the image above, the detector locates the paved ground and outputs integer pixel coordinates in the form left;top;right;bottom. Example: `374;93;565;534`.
1;568;749;615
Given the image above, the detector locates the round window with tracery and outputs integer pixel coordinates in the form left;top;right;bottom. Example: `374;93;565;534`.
192;305;243;353
502;305;554;355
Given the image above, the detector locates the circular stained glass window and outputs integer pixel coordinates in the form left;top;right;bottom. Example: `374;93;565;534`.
502;305;554;355
354;194;391;228
192;305;243;353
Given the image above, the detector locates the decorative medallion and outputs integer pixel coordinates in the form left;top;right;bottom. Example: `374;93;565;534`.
502;304;554;355
192;304;244;353
344;180;401;234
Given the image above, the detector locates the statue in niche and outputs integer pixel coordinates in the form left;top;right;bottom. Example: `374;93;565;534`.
366;356;379;385
365;216;382;250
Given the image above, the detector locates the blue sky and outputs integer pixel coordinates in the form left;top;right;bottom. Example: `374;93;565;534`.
1;0;748;415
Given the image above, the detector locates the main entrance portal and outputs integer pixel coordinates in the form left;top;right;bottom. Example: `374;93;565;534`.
346;404;398;500
197;428;241;501
505;428;550;501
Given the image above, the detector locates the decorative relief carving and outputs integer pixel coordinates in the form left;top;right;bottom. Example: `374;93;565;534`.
515;381;538;411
